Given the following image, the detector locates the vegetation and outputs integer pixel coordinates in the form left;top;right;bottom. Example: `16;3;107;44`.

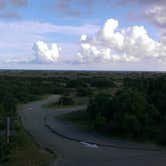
1;69;166;165
58;95;75;105
0;102;54;166
86;76;166;145
0;71;60;165
3;126;54;166
87;89;160;142
57;110;91;130
44;95;88;108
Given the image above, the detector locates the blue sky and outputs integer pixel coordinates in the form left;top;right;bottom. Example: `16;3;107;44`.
0;0;166;70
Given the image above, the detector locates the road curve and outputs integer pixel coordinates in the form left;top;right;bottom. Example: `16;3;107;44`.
18;95;166;166
45;106;165;151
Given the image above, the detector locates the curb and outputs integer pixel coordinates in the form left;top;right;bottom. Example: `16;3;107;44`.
44;115;166;152
18;114;61;166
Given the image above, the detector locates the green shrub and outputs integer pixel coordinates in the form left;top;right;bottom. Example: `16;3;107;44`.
58;96;75;105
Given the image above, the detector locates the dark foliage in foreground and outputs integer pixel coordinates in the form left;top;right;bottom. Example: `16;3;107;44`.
88;76;166;145
0;70;117;162
1;69;166;161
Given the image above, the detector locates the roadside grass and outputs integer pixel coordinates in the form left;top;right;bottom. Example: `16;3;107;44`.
56;110;164;146
56;110;93;130
55;110;117;140
3;124;55;166
43;97;88;109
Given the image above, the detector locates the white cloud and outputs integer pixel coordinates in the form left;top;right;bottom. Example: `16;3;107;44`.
0;20;99;64
76;18;166;64
1;18;166;68
33;41;61;63
119;0;166;43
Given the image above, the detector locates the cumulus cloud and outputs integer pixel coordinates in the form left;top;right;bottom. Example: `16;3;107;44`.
0;20;99;64
33;41;61;63
76;18;166;64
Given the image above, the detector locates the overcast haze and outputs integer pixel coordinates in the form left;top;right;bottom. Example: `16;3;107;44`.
0;0;166;71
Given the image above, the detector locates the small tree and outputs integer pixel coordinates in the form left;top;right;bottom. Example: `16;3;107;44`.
93;113;107;130
2;93;16;116
76;87;93;97
58;95;75;105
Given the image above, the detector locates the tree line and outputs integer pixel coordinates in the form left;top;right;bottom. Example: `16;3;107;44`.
87;75;166;145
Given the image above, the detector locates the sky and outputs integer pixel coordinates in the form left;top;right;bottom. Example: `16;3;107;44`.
0;0;166;71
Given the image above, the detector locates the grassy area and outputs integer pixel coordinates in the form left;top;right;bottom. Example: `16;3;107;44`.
56;109;164;145
43;97;88;109
56;110;116;139
2;124;55;166
56;111;144;144
57;110;93;130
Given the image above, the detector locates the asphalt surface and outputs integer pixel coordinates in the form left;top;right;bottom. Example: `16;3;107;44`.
18;95;166;166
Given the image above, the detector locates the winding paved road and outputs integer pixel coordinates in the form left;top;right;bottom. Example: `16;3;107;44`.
18;95;166;166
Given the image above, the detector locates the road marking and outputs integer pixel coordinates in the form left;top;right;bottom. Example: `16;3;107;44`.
80;141;98;148
28;107;32;111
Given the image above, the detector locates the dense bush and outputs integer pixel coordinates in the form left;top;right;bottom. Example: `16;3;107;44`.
0;71;119;163
1;71;166;147
124;76;166;115
58;95;75;105
76;87;93;97
87;88;161;142
88;77;115;88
